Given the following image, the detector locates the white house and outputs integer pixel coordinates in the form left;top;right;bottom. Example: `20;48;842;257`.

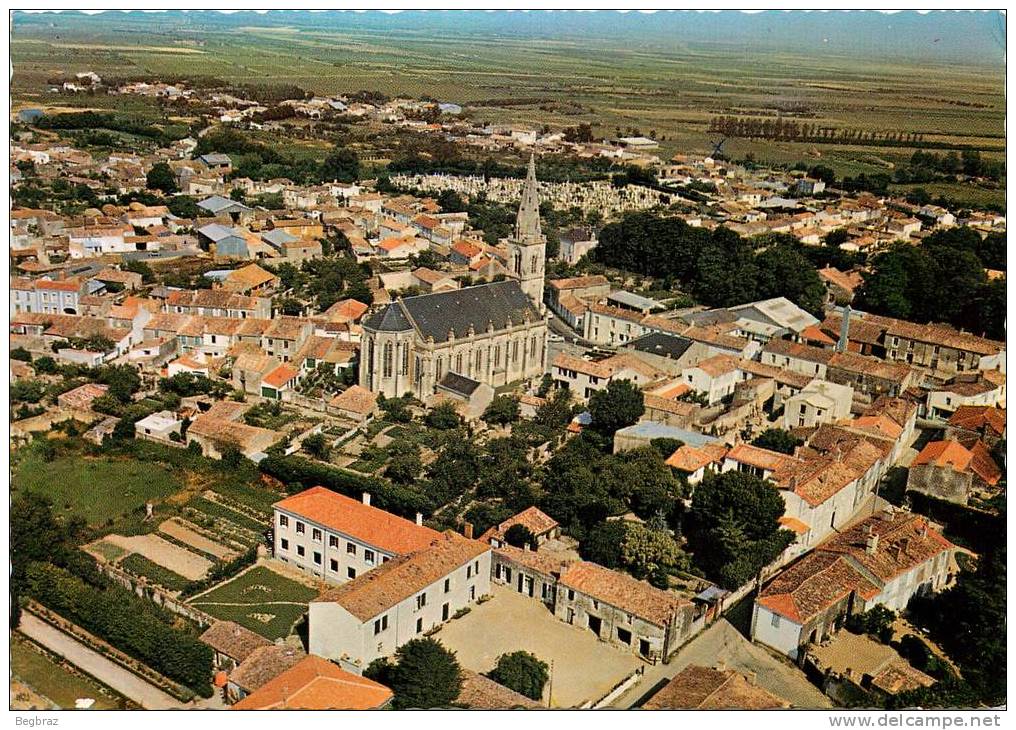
781;378;853;430
273;487;440;584
308;532;491;673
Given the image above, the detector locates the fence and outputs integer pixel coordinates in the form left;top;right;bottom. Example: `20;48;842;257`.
582;666;645;709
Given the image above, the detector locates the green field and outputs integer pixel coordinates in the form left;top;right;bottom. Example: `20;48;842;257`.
9;13;1004;202
188;566;319;640
12;453;182;526
11;634;128;710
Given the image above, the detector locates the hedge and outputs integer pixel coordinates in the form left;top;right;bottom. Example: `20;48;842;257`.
258;455;435;518
24;562;213;696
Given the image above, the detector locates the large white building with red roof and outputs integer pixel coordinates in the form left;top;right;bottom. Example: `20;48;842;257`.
272;486;440;584
751;509;956;660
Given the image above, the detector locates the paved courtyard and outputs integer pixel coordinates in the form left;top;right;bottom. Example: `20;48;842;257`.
435;584;641;708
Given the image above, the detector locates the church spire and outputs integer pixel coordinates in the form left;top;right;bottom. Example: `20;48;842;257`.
514;154;542;241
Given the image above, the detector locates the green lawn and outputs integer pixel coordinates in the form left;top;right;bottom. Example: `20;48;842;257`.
188;566;319;640
12;454;182;526
11;635;128;710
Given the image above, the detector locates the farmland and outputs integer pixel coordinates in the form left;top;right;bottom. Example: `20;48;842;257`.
10;12;1005;200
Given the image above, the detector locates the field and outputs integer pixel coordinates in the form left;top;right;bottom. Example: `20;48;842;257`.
11;634;128;710
9;13;1004;207
11;453;182;526
187;566;320;640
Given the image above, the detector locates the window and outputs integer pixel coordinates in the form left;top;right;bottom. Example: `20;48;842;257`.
364;549;375;565
466;565;472;579
374;616;388;635
382;342;393;378
329;536;339;548
296;521;305;535
470;586;476;600
401;346;409;376
279;514;289;527
313;551;322;565
416;618;423;634
455;353;463;373
347;543;357;556
330;558;338;572
568;589;575;601
474;560;480;574
297;545;305;557
444;578;451;593
312;528;322;541
771;613;781;628
347;567;356;579
382;556;390;564
280;538;289;551
416;593;427;610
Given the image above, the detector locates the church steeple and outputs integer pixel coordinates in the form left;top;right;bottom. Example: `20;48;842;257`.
507;154;546;314
514;154;542;242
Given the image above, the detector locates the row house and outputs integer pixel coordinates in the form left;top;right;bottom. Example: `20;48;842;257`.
752;510;956;661
551;351;665;401
10;277;85;316
164;289;272;319
762;339;916;400
66;224;135;258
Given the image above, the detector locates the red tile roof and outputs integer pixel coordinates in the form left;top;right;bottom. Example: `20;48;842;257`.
274;486;439;555
232;655;392;710
558;561;691;627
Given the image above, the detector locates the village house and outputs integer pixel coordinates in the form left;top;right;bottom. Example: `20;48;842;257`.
186;413;281;460
133;410;184;446
752;510;957;661
308;531;492;673
926;373;1005;419
225;644;306;704
945;405;1006;448
165;289;272;319
781;378;854;430
231;655;393;710
480;506;561;548
272;487;439;584
906;439;1002;505
328;385;378;423
199;620;272;673
551;351;665;401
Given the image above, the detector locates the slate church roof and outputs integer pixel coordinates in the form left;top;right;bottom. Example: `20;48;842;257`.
363;280;542;342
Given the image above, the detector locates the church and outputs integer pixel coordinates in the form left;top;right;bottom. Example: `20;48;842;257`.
359;156;549;399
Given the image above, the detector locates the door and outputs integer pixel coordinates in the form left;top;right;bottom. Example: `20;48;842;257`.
517;574;524;593
639;639;651;658
617;627;632;646
524;576;534;597
442;603;450;621
588;615;602;637
567;608;575;625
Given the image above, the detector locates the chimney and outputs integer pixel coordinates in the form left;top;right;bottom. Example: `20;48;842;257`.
836;305;851;353
865;533;880;555
415;512;423;526
744;670;757;685
362;492;371;506
463;522;474;539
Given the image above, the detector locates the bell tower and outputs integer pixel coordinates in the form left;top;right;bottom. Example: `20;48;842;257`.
507;154;546;313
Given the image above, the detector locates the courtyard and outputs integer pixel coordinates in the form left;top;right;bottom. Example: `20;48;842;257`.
434;584;642;708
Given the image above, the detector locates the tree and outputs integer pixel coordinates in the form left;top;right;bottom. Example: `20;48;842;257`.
579;519;627;568
588;380;644;435
11;347;32;362
823;228;851;248
620;521;685;586
146;162;178;195
482;395;520;425
388;638;462;709
301;433;331;461
320;148;360;183
751;428;802;455
844;605;896;644
534;388;573;432
686;471;795;588
425;401;462;430
386;444;423;485
503;524;535;549
487;651;549;701
379;395;413;423
754;240;827;315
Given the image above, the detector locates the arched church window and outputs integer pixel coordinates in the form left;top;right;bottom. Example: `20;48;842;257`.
382;342;393;378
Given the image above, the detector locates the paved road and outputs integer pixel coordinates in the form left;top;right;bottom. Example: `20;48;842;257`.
19;614;185;710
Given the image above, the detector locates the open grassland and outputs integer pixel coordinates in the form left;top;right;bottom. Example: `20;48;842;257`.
12;453;182;526
188;565;320;640
10;19;1004;204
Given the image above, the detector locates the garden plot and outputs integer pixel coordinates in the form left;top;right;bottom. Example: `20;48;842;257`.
187;565;320;641
158;518;238;561
104;534;213;581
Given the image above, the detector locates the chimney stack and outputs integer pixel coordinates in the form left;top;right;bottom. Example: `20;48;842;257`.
362;492;371;506
865;533;880;555
836;305;852;353
463;522;474;539
416;512;423;526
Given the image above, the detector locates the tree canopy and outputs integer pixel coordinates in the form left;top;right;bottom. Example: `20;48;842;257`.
387;638;462;709
588;379;644;436
487;651;549;701
686;471;795;588
751;428;802;455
